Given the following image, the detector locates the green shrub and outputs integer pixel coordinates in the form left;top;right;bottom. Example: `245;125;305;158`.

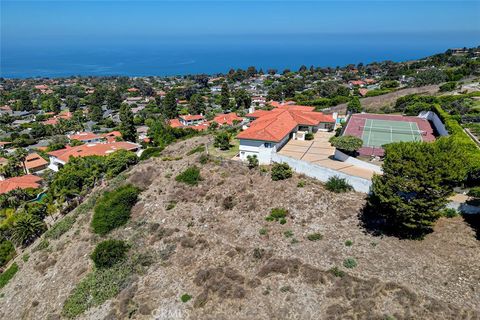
259;228;268;235
0;262;19;289
439;81;458;92
0;240;15;267
271;163;293;181
325;176;353;193
343;258;357;269
283;230;294;238
247;155;259;169
345;240;353;246
45;216;76;239
91;184;140;235
187;145;205;156
307;233;323;241
305;132;314;140
180;293;192;303
166;201;176;210
329;266;345;278
467;187;480;199
266;207;288;222
22;253;29;262
139;146;164;160
90;240;129;269
329;135;363;155
33;239;50;252
440;208;459;218
297;180;306;188
175;166;202;186
199;154;210;164
214;131;232;150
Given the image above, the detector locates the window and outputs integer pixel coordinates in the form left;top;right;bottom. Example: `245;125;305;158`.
264;142;273;148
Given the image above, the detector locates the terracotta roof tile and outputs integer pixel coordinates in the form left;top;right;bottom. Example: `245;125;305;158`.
0;175;42;194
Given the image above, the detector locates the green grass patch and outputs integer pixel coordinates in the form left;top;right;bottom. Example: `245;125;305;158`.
343;258;358;269
0;262;19;289
187;145;205;155
180;293;192;303
207;138;240;159
265;208;288;223
45;216;76;239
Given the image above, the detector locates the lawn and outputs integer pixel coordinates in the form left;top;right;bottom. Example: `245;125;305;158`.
208;138;240;159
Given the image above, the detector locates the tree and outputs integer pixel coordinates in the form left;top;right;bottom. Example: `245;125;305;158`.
329;136;363;156
65;96;80;112
12;148;28;175
89;105;103;122
189;94;206;115
366;139;468;238
220;82;230;111
163;91;178;119
106;89;122;110
234;89;252;110
347;97;362;113
119;104;136;142
11;214;47;247
214;131;231;150
16;91;33;111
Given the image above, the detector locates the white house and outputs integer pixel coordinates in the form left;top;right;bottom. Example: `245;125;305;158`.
237;104;335;164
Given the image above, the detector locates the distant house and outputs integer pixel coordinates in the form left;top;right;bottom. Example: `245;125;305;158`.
102;131;122;143
0;142;12;150
0;175;43;194
358;88;369;97
42;111;72;125
237;105;335;164
24;153;49;174
0;105;12;115
212;113;244;126
68;132;103;144
47;141;140;172
169;114;208;131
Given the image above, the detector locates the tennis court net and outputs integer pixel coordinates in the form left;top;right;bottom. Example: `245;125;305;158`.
360;126;426;136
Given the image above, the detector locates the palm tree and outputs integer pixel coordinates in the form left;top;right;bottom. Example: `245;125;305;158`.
12;148;28;175
11;214;46;247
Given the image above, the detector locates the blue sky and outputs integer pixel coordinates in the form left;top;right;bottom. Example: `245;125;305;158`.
2;1;479;41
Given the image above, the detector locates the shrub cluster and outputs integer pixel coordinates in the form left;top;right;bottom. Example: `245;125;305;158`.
325;176;353;193
271;163;293;181
90;239;129;269
91;184;140;235
306;233;323;241
266;208;288;224
175;166;202;186
139;146;164;160
45;215;76;240
0;240;15;267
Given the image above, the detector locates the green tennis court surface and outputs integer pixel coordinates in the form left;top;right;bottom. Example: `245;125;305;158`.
361;119;424;147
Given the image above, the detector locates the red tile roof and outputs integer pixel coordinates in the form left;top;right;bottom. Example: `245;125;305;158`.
68;132;101;142
238;106;334;142
25;153;48;171
102;131;122;143
48;142;139;163
213;113;243;126
0;175;42;194
180;114;204;121
169;119;183;128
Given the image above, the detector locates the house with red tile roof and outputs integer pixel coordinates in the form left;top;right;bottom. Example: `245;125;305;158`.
212;113;244;126
68;132;103;143
25;153;49;174
42;111;72;125
168;114;208;131
237;105;335;164
0;175;43;194
47;141;140;172
102;131;122;143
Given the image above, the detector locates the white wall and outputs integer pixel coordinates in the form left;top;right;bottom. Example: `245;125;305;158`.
239;134;291;164
418;111;449;136
334;149;383;174
271;153;372;193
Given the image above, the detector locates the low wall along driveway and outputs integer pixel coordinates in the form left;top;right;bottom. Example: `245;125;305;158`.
272;153;372;193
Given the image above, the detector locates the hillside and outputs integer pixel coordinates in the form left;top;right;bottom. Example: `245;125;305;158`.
0;136;479;320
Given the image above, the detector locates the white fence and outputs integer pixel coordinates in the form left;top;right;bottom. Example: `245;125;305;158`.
271;153;372;193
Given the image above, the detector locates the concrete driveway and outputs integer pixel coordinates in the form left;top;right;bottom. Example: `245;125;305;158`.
278;131;377;180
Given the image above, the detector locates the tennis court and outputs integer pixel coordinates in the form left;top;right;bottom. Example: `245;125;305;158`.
361;119;425;147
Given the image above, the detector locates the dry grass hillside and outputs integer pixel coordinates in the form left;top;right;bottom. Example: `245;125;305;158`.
0;135;478;320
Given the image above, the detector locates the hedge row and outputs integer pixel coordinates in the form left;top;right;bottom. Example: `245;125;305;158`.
432;104;480;182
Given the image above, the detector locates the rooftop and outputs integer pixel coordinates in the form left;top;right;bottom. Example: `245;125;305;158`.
0;175;43;194
48;142;139;162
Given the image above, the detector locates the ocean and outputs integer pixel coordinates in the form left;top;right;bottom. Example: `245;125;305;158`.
1;32;479;78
